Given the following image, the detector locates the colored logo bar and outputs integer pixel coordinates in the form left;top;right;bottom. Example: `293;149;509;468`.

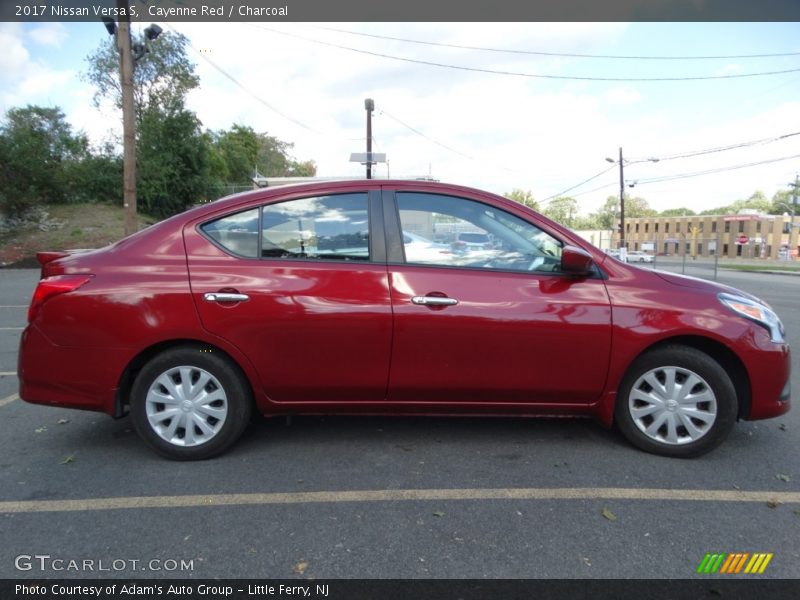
696;553;773;574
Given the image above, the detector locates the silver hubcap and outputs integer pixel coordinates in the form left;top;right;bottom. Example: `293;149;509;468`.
145;366;228;447
628;366;717;445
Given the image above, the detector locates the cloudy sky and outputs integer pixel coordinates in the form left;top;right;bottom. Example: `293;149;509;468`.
1;20;799;215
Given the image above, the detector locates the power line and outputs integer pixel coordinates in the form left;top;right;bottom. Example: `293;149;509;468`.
379;109;474;160
258;25;800;82
634;153;800;185
541;166;618;202
630;131;800;163
378;106;532;177
312;25;800;61
164;24;332;137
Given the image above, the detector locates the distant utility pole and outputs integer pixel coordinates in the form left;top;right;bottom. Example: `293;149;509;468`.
365;98;374;179
617;147;625;249
606;147;625;249
116;1;137;236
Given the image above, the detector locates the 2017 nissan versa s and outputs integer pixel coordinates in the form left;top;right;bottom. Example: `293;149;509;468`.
18;180;791;459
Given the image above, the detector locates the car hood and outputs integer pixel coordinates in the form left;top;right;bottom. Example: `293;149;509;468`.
651;269;765;304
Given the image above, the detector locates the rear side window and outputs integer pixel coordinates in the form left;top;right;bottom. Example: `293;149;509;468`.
201;208;260;258
261;193;369;261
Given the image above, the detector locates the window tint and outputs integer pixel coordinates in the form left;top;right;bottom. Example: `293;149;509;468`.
396;193;563;273
201;208;260;258
261;193;369;261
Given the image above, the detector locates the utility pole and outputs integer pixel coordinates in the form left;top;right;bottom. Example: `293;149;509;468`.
365;98;374;180
617;146;625;249
117;1;137;236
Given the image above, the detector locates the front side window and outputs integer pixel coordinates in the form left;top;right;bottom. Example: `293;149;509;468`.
396;193;563;273
261;193;369;261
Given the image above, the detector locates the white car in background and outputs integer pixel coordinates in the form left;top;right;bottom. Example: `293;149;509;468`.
403;231;454;263
626;251;655;263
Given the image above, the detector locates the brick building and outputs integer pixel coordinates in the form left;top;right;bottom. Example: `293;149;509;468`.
612;212;799;260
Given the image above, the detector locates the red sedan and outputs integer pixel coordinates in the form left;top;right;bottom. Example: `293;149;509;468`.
18;180;791;459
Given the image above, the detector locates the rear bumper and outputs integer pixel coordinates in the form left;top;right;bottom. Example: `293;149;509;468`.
17;324;130;416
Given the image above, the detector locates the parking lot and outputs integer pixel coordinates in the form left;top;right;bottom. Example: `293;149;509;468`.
0;266;798;580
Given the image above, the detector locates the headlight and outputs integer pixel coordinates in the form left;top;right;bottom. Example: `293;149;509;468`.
718;292;785;343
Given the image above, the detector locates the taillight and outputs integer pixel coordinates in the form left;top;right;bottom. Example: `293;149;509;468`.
28;275;92;323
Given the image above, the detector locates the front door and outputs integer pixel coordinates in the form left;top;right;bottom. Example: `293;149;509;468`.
386;191;612;405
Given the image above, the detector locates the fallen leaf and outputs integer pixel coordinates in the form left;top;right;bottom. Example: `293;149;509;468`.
602;507;617;521
778;423;787;431
433;511;445;518
732;484;741;490
293;560;308;575
766;499;781;509
776;474;791;482
57;419;69;425
60;455;75;465
34;427;47;433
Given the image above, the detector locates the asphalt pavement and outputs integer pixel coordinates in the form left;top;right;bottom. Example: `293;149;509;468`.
0;266;798;581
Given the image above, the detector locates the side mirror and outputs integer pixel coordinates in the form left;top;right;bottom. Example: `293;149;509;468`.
561;245;594;276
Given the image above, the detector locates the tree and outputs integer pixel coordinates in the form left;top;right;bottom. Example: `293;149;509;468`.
83;31;199;126
541;196;578;227
504;189;539;211
137;103;208;218
207;124;318;195
660;207;696;217
0;105;89;216
594;196;620;230
625;195;658;218
771;189;797;215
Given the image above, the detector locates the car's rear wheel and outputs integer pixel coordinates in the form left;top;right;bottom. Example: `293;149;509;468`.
130;347;252;460
614;345;737;458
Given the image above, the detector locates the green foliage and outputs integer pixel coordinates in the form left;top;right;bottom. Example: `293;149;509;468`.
83;31;199;125
137;104;209;219
504;189;539;211
541;196;579;227
660;207;696;217
0;105;89;216
625;196;658;218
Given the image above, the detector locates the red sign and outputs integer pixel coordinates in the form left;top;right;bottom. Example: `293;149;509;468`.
737;235;748;245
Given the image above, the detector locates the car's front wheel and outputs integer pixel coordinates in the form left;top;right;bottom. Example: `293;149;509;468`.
130;347;252;460
614;345;737;458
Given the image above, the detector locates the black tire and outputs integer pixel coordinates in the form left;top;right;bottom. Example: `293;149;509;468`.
130;346;252;460
614;345;737;458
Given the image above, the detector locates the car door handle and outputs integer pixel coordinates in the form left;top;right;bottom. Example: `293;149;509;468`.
411;296;459;306
204;292;250;303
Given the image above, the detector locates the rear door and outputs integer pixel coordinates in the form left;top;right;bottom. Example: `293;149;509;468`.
184;189;393;405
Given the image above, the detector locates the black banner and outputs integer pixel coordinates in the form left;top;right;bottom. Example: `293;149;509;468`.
2;0;800;23
3;579;800;600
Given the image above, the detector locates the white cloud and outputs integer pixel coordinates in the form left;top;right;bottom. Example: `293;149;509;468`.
28;23;68;48
6;21;799;217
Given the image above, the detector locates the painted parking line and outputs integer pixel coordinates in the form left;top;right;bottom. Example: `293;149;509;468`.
0;372;17;376
0;327;23;331
0;305;26;308
0;393;18;408
0;487;798;515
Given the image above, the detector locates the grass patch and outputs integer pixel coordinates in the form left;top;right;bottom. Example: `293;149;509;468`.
720;264;800;273
1;203;157;267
